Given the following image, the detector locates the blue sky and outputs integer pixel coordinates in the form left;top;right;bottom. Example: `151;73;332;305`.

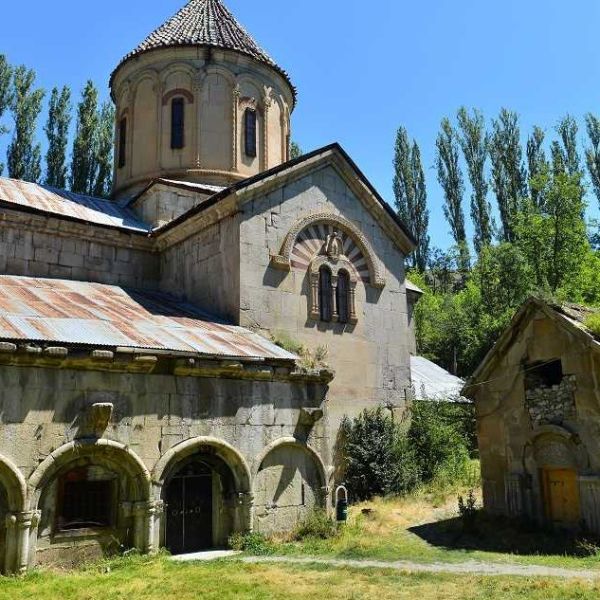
2;0;600;249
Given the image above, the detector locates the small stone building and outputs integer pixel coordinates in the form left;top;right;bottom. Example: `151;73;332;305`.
0;0;417;573
464;299;600;533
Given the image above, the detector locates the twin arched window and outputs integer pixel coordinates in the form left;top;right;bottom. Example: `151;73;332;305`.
318;267;352;324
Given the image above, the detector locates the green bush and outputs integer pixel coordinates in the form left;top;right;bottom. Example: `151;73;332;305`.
341;401;474;502
228;531;273;555
293;510;338;540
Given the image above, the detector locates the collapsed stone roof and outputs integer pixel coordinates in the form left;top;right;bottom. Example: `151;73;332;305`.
112;0;295;99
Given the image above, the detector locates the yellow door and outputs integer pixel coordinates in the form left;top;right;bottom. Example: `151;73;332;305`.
542;469;580;526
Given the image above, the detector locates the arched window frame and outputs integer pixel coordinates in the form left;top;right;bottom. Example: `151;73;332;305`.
309;255;358;325
118;117;127;169
318;265;333;322
170;97;185;150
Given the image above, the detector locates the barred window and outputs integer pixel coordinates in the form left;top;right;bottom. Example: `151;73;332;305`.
319;266;333;322
58;468;113;531
171;98;185;149
244;109;257;157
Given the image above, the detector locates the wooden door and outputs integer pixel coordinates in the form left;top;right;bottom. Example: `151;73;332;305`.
165;462;213;555
542;468;580;526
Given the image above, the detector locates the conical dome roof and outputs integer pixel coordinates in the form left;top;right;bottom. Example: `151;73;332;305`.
112;0;294;96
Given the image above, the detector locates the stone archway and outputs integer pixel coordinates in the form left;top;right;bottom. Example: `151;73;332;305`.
28;440;151;568
531;427;581;527
0;454;27;574
252;438;328;536
152;437;252;554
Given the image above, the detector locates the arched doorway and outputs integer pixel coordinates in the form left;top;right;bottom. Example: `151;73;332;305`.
165;455;235;555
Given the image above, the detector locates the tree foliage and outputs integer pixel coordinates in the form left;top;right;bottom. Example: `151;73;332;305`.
7;65;44;182
526;126;548;209
289;141;302;160
93;101;115;198
44;86;71;188
457;107;493;253
0;55;12;176
436;118;469;270
393;126;430;271
70;80;100;195
490;109;527;242
585;113;600;207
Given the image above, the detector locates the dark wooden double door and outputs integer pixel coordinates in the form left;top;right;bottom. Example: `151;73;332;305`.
166;461;213;555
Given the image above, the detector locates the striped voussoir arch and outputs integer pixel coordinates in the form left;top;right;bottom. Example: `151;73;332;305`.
290;222;370;282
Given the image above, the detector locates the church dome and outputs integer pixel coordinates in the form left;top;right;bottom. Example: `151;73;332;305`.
110;0;295;198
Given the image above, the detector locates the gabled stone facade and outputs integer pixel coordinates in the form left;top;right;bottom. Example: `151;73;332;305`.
0;0;416;573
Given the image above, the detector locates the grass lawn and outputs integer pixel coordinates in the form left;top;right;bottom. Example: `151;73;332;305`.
271;487;600;570
1;555;600;600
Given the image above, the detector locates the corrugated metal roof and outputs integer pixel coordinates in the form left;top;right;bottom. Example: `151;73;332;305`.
0;177;151;233
410;355;465;401
0;275;296;361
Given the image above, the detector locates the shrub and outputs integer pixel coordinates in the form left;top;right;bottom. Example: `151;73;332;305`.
293;510;338;540
458;489;479;533
228;531;273;555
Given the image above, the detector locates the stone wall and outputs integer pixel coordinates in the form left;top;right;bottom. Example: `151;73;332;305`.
0;361;330;570
0;215;158;289
237;164;412;429
473;309;600;532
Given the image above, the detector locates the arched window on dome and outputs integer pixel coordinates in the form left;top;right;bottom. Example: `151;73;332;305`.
319;266;333;322
171;97;185;149
337;270;351;324
244;108;257;158
118;117;127;169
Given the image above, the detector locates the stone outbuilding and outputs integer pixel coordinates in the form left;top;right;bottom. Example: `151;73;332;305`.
464;299;600;533
0;0;417;573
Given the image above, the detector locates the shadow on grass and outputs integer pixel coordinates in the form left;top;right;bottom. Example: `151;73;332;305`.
409;511;600;558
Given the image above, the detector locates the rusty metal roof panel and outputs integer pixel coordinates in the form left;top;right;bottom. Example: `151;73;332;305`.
0;177;151;233
0;276;296;361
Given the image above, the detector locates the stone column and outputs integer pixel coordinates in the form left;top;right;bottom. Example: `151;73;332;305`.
237;492;254;533
331;275;339;322
146;500;164;554
232;85;241;172
349;281;358;323
11;511;40;574
310;273;320;320
262;90;272;170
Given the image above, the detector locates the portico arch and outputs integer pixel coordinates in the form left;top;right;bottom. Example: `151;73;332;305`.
0;454;27;574
152;437;252;553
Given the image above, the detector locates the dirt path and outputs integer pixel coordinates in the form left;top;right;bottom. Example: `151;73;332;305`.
241;555;600;579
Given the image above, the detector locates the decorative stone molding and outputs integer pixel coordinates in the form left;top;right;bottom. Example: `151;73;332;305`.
271;213;386;289
161;88;194;106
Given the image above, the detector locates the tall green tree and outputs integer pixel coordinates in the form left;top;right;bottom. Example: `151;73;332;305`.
515;169;587;292
436;118;469;270
489;109;527;242
585;114;600;207
7;65;44;182
393;127;430;271
0;55;12;176
457;107;493;253
70;80;99;195
552;115;580;176
44;86;71;188
93;101;115;198
526;126;548;210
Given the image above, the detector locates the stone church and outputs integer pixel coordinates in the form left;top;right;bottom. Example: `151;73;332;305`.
0;0;416;572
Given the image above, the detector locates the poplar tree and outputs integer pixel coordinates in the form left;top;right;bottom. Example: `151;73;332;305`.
93;101;115;198
7;65;44;182
552;115;580;176
436;118;469;270
0;55;11;176
585;113;600;206
393;126;430;271
457;107;493;253
526;126;548;208
489;109;527;242
44;86;71;189
70;80;99;195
